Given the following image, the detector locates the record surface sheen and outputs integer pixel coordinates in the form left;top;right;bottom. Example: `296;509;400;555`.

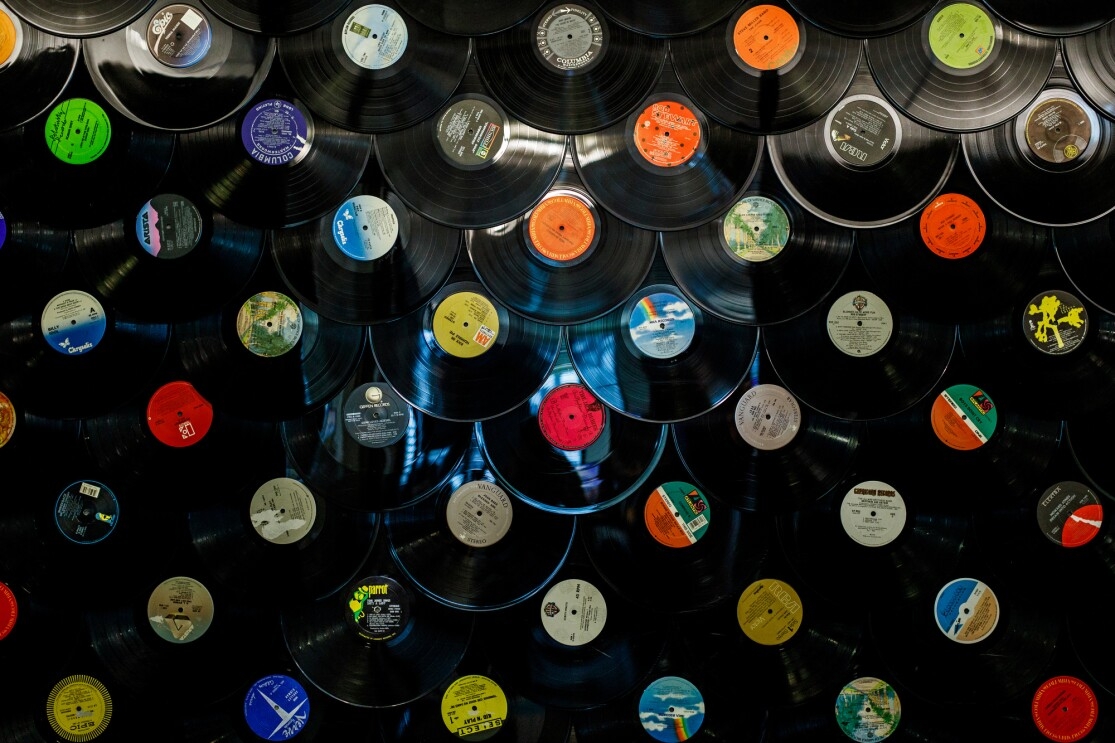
199;0;348;35
1063;22;1115;121
982;1;1115;37
0;3;80;131
393;0;544;36
787;0;937;37
0;208;71;320
4;0;154;36
599;0;739;37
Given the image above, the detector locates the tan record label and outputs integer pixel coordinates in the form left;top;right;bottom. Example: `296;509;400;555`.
433;291;499;358
540;578;606;646
735;383;800;450
47;675;112;742
840;480;907;547
445;480;513;547
147;576;215;643
527;193;597;263
826;290;893;357
920;193;986;259
0;389;14;448
633;100;701;167
733;4;800;71
1025;98;1091;164
249;477;318;545
934;578;998;644
737;579;802;646
441;674;509;741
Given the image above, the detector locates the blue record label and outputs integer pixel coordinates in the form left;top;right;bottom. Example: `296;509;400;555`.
0;209;6;249
244;674;310;740
54;480;119;544
241;99;310;166
40;290;107;356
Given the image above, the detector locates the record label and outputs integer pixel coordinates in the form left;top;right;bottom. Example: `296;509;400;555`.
41;290;107;357
540;578;606;646
629;291;695;359
0;209;6;248
535;4;604;73
432;291;499;359
735;383;801;450
146;380;214;448
835;677;901;742
44;98;112;165
46;675;112;742
0;389;14;448
244;674;310;740
737;579;802;646
441;674;509;741
919;193;986;259
644;481;711;548
332;194;398;261
826;96;898;168
236;290;303;358
527;193;597;265
437;98;506;168
733;4;800;71
341;5;408;70
55;481;119;544
1025;99;1091;164
931;384;997;450
928;3;995;70
1024;290;1087;355
722;196;790;263
347;575;410;641
446;480;513;547
1032;676;1098;743
241;100;311;167
148;576;215;643
826;290;893;357
135;194;204;260
638;676;706;742
1037;481;1102;549
0;7;17;68
343;383;411;448
634;101;701;168
146;5;212;68
840;481;906;547
934;577;998;644
537;383;606;450
249;477;318;545
0;581;17;641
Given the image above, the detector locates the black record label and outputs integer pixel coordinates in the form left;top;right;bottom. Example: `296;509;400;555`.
346;575;410;641
340;4;408;70
1023;290;1087;355
826;96;900;168
135;194;203;260
535;4;605;72
437;98;507;168
343;383;411;448
54;480;118;545
240;99;311;166
146;4;213;68
1024;98;1091;164
1037;481;1102;548
735;383;800;450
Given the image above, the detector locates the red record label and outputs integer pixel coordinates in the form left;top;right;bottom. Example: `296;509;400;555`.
919;193;986;259
146;381;214;448
0;581;17;641
538;384;606;450
1032;676;1098;742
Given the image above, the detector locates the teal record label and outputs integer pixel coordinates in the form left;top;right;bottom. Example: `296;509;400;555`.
638;676;706;742
41;290;107;356
331;194;398;261
243;674;310;740
54;480;119;545
722;196;791;263
644;481;710;548
628;291;696;359
934;577;999;644
836;677;901;741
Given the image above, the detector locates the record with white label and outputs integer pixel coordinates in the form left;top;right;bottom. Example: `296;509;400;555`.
4;0;154;36
0;206;71;320
198;0;348;35
0;2;79;131
982;1;1115;37
786;0;936;37
393;0;544;36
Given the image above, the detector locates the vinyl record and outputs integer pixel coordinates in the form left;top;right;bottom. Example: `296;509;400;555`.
857;164;1048;322
468;152;658;325
0;2;80;131
375;63;567;229
386;435;575;610
270;163;463;325
786;0;937;37
82;2;275;131
598;0;738;37
476;347;668;514
0;391;83;484
474;2;666;134
670;0;861;134
672;344;865;513
3;0;154;36
281;345;473;512
177;69;373;229
768;57;960;228
1055;213;1115;317
571;59;762;231
660;148;854;325
393;0;544;36
199;0;348;35
1064;21;1115;120
866;1;1056;132
566;255;759;423
0;206;71;320
73;190;266;321
369;259;563;422
982;1;1115;37
0;580;82;688
279;0;470;133
1067;580;1115;698
761;258;957;421
1067;411;1115;501
962;70;1115;227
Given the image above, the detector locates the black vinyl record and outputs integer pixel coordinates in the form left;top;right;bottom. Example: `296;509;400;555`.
375;63;567;229
598;0;738;37
199;0;347;35
0;580;81;688
857;164;1048;322
393;0;544;36
761;258;957;421
983;1;1115;37
1056;212;1115;317
271;164;462;325
0;393;83;484
369;258;563;422
279;0;470;134
468;152;658;325
786;0;937;38
571;59;763;231
671;0;861;134
768;56;960;228
866;1;1056;132
82;3;275;131
281;344;473;512
1067;411;1115;501
0;3;79;131
3;0;153;36
386;435;576;610
474;2;666;134
672;344;865;513
73;189;266;322
177;68;372;229
660;147;854;325
962;67;1115;227
566;255;759;423
0;207;71;320
1064;21;1115;120
476;347;668;514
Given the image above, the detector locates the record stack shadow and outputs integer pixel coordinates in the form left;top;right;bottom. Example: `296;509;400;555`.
4;0;1115;740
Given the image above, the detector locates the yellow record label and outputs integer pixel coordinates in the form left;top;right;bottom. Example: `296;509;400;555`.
737;579;803;646
432;291;499;359
47;675;113;741
441;674;508;741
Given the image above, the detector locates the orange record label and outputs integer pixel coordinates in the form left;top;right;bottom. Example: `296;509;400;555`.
0;7;16;66
930;384;996;451
1032;676;1098;742
919;193;986;259
528;194;596;263
633;101;701;167
733;4;800;71
643;481;710;548
0;389;14;448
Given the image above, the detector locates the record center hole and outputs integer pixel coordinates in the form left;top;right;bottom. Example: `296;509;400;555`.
963;607;970;614
71;319;77;325
857;320;863;326
768;608;774;614
870;511;877;517
569;414;576;420
463;321;469;327
476;510;483;517
571;609;577;615
472;705;479;712
659;322;666;329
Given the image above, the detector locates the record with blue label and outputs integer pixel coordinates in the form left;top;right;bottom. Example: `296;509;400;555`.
0;2;79;131
4;0;154;36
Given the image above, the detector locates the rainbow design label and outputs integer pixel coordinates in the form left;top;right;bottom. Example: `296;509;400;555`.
628;291;695;359
638;676;706;741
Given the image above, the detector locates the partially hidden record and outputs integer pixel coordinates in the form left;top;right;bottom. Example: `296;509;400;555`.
0;206;71;320
1063;21;1115;121
1056;201;1115;318
786;0;937;37
982;1;1115;37
3;0;153;36
599;0;739;37
393;0;544;36
198;0;348;35
0;2;79;131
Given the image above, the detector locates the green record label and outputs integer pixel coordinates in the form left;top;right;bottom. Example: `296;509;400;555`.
928;3;996;70
836;677;901;741
722;196;790;263
44;98;112;165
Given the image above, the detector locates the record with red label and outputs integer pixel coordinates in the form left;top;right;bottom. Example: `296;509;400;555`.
0;2;79;130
